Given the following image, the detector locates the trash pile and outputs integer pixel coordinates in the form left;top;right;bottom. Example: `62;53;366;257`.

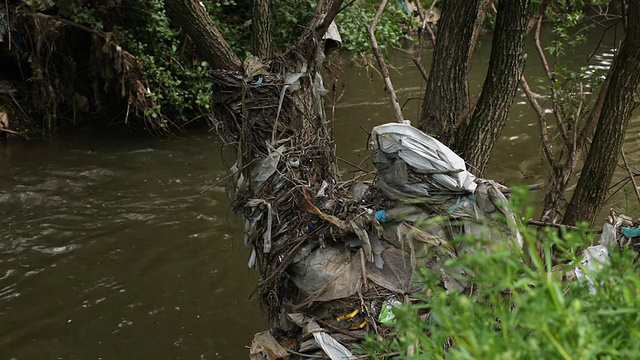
569;209;640;295
247;121;529;360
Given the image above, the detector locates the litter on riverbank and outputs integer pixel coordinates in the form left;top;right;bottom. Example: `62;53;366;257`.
244;122;534;359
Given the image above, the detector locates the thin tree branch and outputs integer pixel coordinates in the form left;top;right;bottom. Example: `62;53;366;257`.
367;0;404;123
421;0;438;47
527;220;602;233
411;57;429;83
621;147;640;206
533;17;572;150
526;0;551;35
410;0;431;82
520;74;559;171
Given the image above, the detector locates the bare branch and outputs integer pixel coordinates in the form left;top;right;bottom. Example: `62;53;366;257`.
410;0;428;82
533;17;572;150
526;220;602;233
411;57;429;83
367;0;404;123
621;147;640;206
526;0;551;35
520;74;559;172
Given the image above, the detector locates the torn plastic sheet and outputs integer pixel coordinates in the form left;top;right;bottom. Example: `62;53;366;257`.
248;246;257;269
365;247;415;293
245;199;274;253
575;245;610;295
252;145;285;192
322;20;342;47
372;122;477;192
288;313;354;360
291;247;362;304
349;219;373;262
249;330;290;360
275;62;308;125
378;298;402;325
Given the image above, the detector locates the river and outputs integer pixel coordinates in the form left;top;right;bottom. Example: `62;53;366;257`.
1;27;638;359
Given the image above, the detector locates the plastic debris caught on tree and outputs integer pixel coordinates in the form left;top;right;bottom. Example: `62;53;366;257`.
244;122;555;358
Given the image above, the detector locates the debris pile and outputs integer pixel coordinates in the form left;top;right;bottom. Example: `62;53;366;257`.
246;122;528;359
570;209;640;295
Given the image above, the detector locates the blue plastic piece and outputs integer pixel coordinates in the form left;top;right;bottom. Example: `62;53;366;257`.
621;227;640;238
375;209;387;223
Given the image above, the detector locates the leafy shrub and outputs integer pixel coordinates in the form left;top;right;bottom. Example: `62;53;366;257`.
120;0;212;127
363;190;640;359
336;1;413;56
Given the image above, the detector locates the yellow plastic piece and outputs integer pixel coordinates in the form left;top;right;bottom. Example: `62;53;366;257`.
336;308;360;322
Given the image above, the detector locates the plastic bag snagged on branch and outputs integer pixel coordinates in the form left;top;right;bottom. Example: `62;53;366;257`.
372;122;477;194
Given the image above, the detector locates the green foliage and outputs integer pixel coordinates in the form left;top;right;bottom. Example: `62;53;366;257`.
121;0;212;126
64;0;416;131
203;0;252;59
71;5;104;31
205;0;413;58
205;0;316;59
364;191;640;359
271;0;316;51
71;0;213;129
336;1;413;55
545;2;589;58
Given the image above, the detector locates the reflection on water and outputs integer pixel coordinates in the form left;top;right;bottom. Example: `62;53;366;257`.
0;131;267;359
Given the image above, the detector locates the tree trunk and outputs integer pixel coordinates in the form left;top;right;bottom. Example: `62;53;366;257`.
165;0;344;327
455;0;530;176
418;0;489;146
165;0;242;70
251;0;274;58
563;0;640;226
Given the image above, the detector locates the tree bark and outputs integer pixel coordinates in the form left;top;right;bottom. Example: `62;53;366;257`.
165;0;242;71
251;0;274;58
563;0;640;226
418;0;489;146
455;0;530;176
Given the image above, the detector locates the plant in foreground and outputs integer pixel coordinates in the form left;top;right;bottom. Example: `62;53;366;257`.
363;191;640;359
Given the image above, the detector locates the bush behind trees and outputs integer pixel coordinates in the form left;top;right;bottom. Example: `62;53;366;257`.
63;0;409;131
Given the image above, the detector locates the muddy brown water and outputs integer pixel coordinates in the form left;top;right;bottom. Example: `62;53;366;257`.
1;29;639;359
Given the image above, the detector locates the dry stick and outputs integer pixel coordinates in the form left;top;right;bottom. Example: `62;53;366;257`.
360;249;368;289
410;0;430;83
526;0;552;35
198;159;256;194
337;156;372;174
520;75;559;171
527;220;602;234
286;349;325;359
0;128;29;140
620;147;640;206
367;0;404;123
349;352;400;360
316;319;367;340
411;57;429;83
533;17;571;151
501;182;545;194
6;93;36;131
5;0;11;50
424;0;438;46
